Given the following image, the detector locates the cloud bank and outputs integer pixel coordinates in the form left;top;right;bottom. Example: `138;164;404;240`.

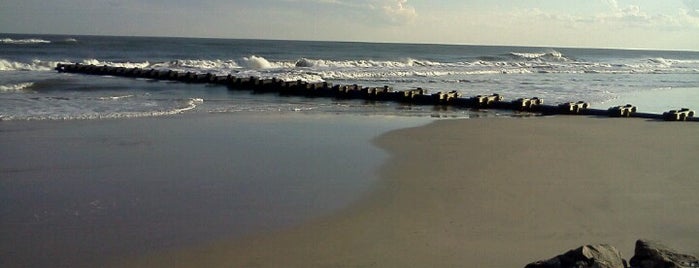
687;0;699;16
298;0;417;24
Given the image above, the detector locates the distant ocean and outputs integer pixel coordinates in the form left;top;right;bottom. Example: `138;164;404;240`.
2;33;699;120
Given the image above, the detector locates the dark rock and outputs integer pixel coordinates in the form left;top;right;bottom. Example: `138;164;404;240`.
525;244;626;268
629;240;698;268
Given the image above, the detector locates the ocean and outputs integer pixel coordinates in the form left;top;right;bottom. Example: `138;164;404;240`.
3;33;699;267
2;33;698;120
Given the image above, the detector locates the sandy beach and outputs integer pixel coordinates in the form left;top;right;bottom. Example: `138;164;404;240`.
124;116;699;268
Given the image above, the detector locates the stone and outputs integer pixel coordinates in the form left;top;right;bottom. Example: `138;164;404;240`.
525;244;627;268
629;240;699;268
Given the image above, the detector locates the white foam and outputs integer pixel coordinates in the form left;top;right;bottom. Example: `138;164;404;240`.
158;59;241;70
241;55;294;69
294;57;442;69
97;95;134;101
80;59;152;69
0;38;51;44
174;98;204;113
0;59;63;71
509;50;569;62
0;82;35;93
0;98;205;121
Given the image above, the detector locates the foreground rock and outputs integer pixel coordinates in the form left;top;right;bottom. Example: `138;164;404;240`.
629;239;699;268
525;244;627;268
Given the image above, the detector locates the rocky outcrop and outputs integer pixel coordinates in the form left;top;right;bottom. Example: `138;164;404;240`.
525;244;627;268
525;240;699;268
629;240;699;268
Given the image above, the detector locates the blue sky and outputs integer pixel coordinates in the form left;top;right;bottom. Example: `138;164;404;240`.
1;0;698;50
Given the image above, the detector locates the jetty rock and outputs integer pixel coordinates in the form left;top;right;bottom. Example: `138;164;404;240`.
629;239;699;268
525;244;627;268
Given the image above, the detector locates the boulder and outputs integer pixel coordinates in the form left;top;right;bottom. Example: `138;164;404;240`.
629;240;698;268
525;244;627;268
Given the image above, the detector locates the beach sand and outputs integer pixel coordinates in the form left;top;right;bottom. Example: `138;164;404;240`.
125;116;699;268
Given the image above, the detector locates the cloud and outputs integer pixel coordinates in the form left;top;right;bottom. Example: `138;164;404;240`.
296;0;417;25
686;0;699;17
602;0;619;10
381;0;417;23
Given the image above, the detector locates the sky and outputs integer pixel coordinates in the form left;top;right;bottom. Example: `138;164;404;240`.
1;0;698;50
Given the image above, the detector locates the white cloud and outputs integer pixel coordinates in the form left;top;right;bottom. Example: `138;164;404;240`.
602;0;619;10
686;0;699;17
297;0;417;25
381;0;417;23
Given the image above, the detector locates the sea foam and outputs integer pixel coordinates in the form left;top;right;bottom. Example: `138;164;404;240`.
0;97;205;121
0;59;63;71
509;50;570;62
0;82;35;93
0;38;52;45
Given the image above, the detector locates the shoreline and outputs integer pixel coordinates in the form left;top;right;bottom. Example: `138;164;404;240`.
124;116;699;267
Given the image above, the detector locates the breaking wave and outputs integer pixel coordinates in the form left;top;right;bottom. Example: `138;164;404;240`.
0;82;35;93
509;50;571;62
241;55;294;69
648;57;699;66
0;98;204;121
155;59;241;70
98;95;134;101
294;58;442;68
0;38;52;45
80;59;152;69
0;59;64;71
60;38;78;43
6;53;698;79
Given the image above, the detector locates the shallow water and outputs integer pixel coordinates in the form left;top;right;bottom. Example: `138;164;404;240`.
0;113;430;268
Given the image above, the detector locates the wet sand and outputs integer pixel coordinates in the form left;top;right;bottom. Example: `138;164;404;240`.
126;116;699;267
0;113;429;268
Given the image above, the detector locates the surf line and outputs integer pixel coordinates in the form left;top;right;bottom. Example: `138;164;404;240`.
55;63;696;122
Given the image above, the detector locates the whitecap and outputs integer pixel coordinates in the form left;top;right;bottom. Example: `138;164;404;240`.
80;59;151;69
97;95;134;101
0;38;51;45
0;59;62;71
242;55;274;69
1;98;205;121
0;82;35;93
509;50;570;62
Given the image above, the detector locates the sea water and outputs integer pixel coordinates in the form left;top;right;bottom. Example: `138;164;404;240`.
2;33;698;120
0;114;431;268
3;34;699;267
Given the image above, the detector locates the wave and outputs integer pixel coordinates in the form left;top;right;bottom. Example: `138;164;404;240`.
80;59;152;69
648;57;699;66
0;38;52;45
241;55;295;69
315;69;511;80
94;97;204;118
0;59;64;71
0;82;35;93
155;59;241;70
7;53;698;78
0;98;204;121
97;95;134;101
60;38;78;43
508;50;571;62
294;58;442;68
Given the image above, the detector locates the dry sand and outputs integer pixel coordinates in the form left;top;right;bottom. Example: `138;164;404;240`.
127;116;699;268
